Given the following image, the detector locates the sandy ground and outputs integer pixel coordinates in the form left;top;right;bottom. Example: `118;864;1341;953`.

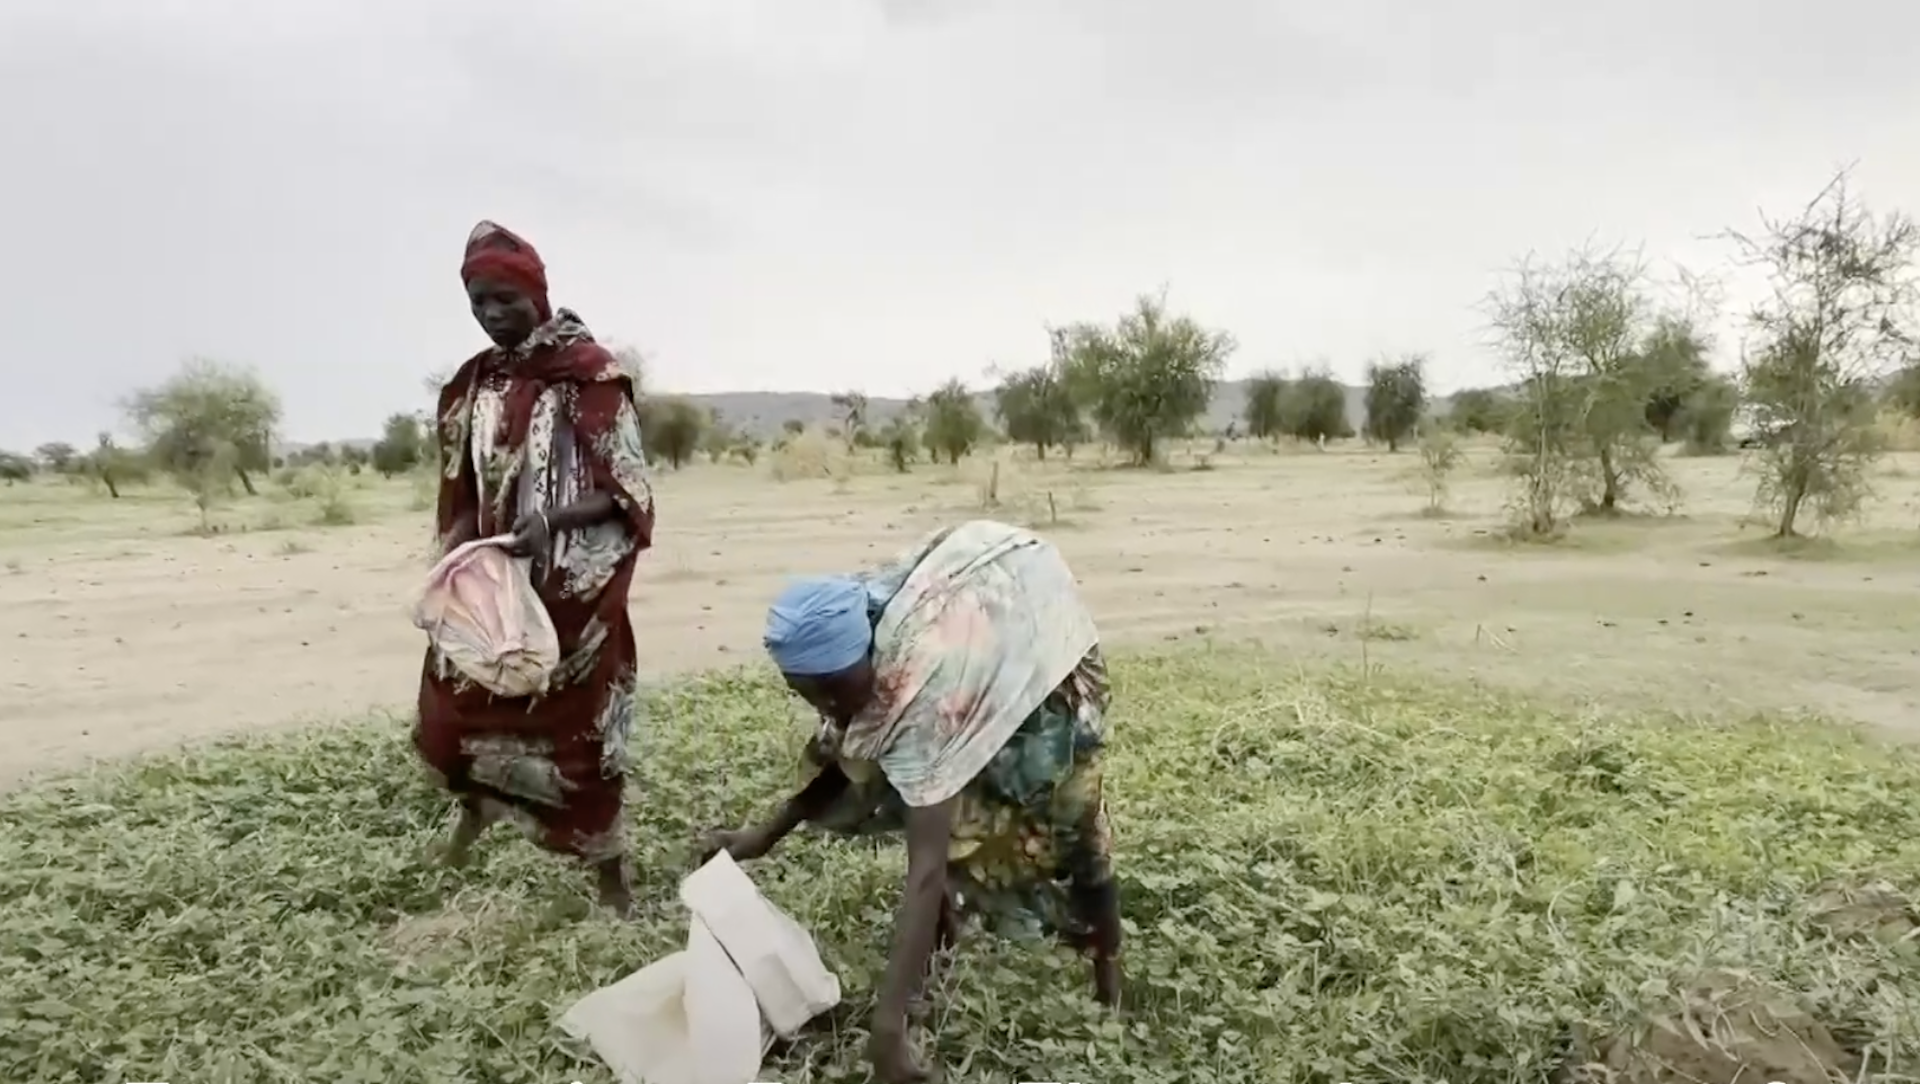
4;441;1920;788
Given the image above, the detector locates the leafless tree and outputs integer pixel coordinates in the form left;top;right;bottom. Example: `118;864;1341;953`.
1724;169;1918;537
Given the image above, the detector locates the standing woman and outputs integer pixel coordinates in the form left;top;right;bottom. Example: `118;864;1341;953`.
701;519;1121;1083
416;221;655;914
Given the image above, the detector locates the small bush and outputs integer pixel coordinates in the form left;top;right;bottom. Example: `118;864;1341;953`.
766;428;849;483
1872;409;1920;453
1679;377;1741;456
280;465;327;500
293;465;358;526
1416;424;1465;513
408;467;436;512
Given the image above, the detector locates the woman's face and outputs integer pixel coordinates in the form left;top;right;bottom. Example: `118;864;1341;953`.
467;277;541;347
784;658;877;724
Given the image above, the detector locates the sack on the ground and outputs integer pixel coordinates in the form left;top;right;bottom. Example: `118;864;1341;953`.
412;535;559;698
680;850;842;1038
557;852;841;1084
556;941;770;1084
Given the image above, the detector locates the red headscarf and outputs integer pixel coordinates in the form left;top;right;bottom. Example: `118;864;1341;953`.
443;219;629;461
461;220;552;323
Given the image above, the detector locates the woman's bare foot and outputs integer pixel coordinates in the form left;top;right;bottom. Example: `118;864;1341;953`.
1092;956;1122;1008
594;857;635;917
443;802;493;868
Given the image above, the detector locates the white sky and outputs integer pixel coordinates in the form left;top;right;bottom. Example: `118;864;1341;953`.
3;0;1918;446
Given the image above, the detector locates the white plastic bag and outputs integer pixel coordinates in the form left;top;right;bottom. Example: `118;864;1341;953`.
555;943;771;1084
412;534;559;698
558;854;841;1084
681;851;842;1038
684;922;770;1084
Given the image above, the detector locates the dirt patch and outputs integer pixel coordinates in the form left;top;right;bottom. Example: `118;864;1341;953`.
382;888;528;965
6;445;1920;785
1808;879;1919;945
1564;972;1857;1084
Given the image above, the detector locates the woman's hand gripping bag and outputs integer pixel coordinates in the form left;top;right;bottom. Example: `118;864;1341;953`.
412;535;560;698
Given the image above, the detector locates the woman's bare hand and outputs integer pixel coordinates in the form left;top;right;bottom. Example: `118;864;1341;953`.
694;826;773;866
507;511;553;565
868;1027;928;1083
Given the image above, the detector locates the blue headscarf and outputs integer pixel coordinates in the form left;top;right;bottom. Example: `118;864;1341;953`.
763;575;873;676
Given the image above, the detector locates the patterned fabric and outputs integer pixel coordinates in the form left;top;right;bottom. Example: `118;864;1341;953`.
809;647;1116;946
414;309;655;861
789;520;1114;943
838;520;1100;808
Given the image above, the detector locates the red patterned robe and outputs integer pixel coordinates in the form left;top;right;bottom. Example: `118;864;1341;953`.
414;309;654;861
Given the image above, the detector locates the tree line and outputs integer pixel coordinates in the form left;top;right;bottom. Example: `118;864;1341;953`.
7;169;1915;541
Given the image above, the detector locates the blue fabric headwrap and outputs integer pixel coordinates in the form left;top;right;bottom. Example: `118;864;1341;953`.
763;575;873;677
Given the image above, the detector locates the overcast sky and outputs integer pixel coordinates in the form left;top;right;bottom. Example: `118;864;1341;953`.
4;0;1918;447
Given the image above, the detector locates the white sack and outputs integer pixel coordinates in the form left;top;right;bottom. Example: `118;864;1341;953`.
555;945;771;1084
684;922;770;1084
558;854;842;1084
680;851;842;1038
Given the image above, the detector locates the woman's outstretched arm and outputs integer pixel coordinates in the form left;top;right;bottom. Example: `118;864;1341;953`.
868;797;955;1083
700;763;850;863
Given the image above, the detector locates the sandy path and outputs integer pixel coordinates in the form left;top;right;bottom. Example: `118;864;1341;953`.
4;448;1919;787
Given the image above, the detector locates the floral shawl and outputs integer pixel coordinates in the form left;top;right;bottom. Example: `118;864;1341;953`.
840;520;1099;807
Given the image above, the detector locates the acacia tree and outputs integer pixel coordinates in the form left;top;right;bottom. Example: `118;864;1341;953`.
83;432;147;498
830;391;869;449
1488;258;1605;535
994;363;1082;459
1488;248;1679;532
1564;253;1674;514
1679;374;1741;454
1280;367;1351;443
371;413;428;477
1446;388;1512;434
1637;314;1714;441
1058;291;1233;465
0;453;30;483
641;397;709;469
35;443;77;473
879;403;921;472
126;359;282;527
1363;354;1428;451
1726;171;1917;537
923;379;986;464
700;409;737;463
1242;371;1288;441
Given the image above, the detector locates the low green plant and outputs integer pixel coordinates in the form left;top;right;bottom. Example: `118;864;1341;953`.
1417;424;1465;514
408;466;436;513
308;465;357;526
2;650;1917;1083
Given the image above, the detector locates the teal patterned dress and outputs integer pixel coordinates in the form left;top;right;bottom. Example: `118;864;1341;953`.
802;524;1117;948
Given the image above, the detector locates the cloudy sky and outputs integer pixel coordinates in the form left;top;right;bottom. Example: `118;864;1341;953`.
4;0;1917;447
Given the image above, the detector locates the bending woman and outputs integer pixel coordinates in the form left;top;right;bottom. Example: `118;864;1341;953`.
416;221;655;914
701;519;1121;1083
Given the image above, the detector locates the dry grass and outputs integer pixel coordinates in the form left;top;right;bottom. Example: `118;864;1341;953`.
766;427;854;483
1875;410;1920;453
7;438;1920;771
